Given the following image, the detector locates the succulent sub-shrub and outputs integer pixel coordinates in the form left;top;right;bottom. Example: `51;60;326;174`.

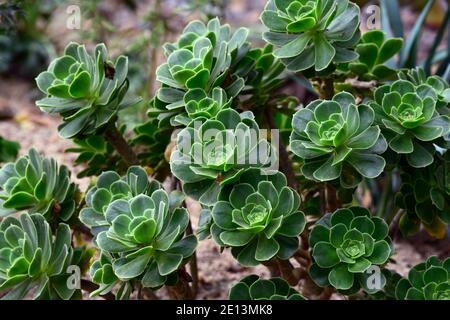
309;207;392;292
290;92;387;187
342;30;403;81
80;167;197;294
395;256;450;300
371;79;450;168
209;170;305;266
229;275;305;300
1;0;449;301
35;42;140;138
171;109;274;206
0;149;77;224
0;214;77;299
150;18;249;126
261;0;361;71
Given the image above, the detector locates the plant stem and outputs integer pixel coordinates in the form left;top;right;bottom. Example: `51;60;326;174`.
80;279;115;300
388;209;403;239
104;123;140;166
142;288;159;300
318;77;335;100
262;261;281;277
186;220;199;297
276;259;299;286
264;106;298;190
376;171;393;218
166;269;193;300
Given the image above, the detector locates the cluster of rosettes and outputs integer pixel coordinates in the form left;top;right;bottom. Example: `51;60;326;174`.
309;207;392;292
35;42;140;138
80;167;197;295
261;0;361;72
209;169;306;266
0;149;78;224
229;275;305;300
290;92;387;187
150;18;250;126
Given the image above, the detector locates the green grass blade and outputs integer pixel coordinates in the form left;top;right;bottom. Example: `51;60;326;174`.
401;0;436;68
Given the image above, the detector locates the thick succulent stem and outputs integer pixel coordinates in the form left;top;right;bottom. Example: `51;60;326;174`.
186;221;199;297
166;269;193;300
104;123;140;166
264;106;298;190
325;184;340;212
318;77;335;100
376;171;393;219
262;260;282;277
142;288;159;300
276;259;300;286
80;279;115;300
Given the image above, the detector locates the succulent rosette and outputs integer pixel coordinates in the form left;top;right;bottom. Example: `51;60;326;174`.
290;92;387;187
0;149;77;224
399;68;450;110
371;79;450;168
210;169;306;266
0;214;77;299
229;275;305;300
261;0;361;72
342;30;403;81
79;166;161;235
150;18;250;126
309;207;393;292
35;42;141;138
171;109;275;206
80;166;196;293
395;256;450;300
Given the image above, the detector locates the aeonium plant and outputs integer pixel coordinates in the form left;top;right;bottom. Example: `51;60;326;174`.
209;169;305;267
371;79;450;168
151;18;250;126
290;92;387;187
35;42;141;138
261;0;361;72
341;30;403;81
80;166;197;296
309;207;393;292
3;0;450;302
0;149;78;224
171;109;275;206
0;214;80;299
395;256;450;300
